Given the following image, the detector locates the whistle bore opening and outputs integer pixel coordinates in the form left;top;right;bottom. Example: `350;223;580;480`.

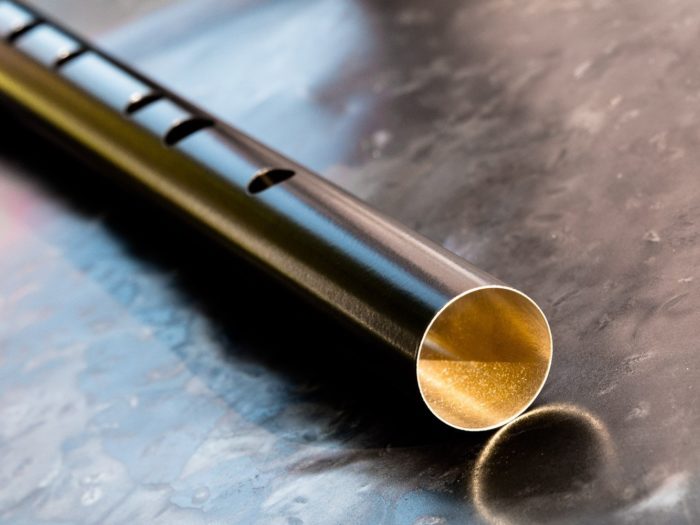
417;286;552;431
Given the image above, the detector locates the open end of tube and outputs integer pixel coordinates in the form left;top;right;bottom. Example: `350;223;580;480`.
416;286;552;431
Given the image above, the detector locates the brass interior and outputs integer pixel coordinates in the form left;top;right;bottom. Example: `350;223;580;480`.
416;286;552;431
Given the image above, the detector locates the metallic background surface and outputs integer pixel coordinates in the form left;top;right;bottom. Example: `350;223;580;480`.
1;0;699;522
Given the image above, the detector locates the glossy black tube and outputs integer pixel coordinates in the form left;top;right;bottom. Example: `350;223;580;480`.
0;0;552;431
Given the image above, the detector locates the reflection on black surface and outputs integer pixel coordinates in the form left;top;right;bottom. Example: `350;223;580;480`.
473;404;620;524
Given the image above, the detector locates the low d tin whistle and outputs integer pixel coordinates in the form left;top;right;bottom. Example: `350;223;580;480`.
0;0;552;431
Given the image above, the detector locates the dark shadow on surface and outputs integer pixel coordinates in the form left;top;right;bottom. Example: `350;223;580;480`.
472;404;623;524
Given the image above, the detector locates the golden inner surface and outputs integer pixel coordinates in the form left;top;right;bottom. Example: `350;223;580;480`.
417;287;552;431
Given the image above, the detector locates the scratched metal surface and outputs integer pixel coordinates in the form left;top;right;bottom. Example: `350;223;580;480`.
2;0;699;523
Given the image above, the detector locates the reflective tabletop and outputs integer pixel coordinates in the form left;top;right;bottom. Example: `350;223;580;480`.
1;0;699;522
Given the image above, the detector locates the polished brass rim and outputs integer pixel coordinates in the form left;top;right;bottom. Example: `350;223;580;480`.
416;286;553;431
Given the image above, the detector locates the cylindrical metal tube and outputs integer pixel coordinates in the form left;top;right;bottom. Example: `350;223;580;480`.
0;0;552;431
